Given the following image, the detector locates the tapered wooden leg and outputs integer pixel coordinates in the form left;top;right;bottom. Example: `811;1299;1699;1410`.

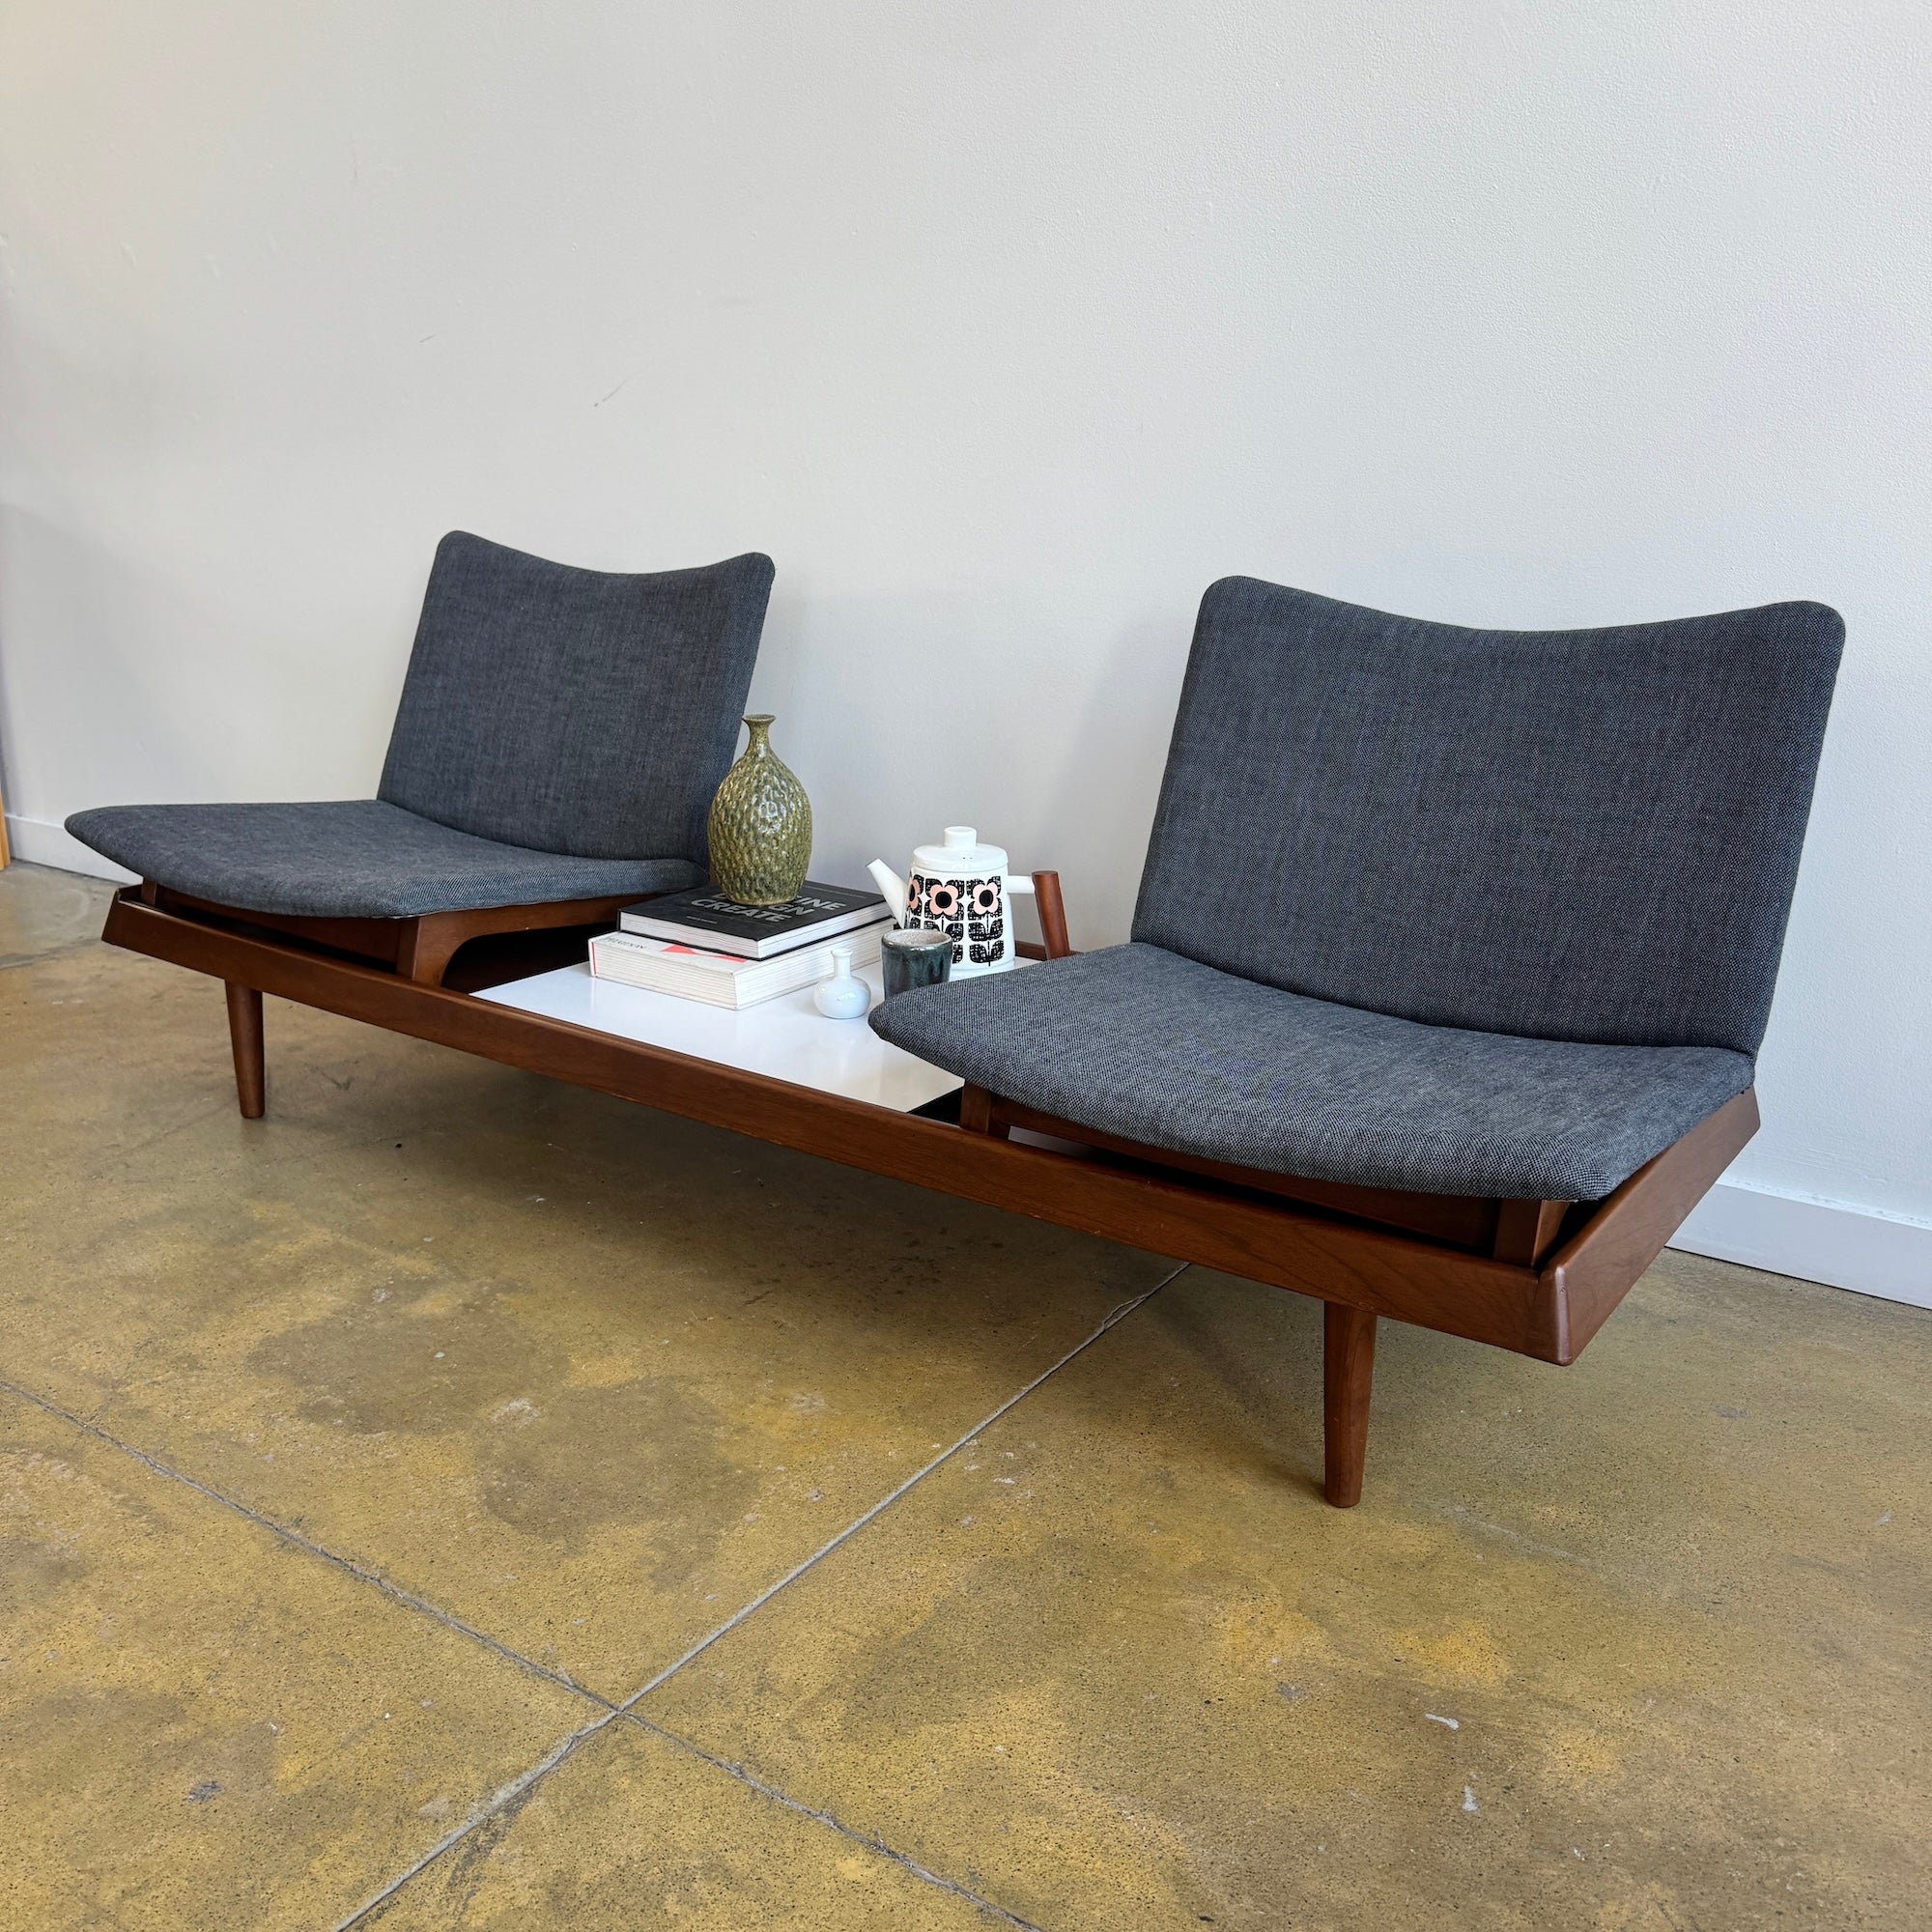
1322;1301;1378;1508
224;981;265;1120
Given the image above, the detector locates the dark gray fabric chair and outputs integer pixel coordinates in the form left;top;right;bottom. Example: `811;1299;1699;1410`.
68;532;775;920
873;580;1843;1203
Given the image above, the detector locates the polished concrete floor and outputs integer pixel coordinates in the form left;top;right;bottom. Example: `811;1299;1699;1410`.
2;858;1926;1930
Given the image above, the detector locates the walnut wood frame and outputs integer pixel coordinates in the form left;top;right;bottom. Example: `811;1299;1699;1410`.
97;874;1756;1509
139;881;644;987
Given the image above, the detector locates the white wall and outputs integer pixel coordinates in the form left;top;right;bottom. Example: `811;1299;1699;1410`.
2;1;1926;1300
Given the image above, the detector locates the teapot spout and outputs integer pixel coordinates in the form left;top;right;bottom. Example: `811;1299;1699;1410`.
867;860;907;923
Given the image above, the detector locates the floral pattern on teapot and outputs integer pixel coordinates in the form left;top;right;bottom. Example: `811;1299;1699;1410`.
906;872;1007;968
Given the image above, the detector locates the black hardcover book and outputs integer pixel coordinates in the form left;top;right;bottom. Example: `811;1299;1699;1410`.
616;881;893;959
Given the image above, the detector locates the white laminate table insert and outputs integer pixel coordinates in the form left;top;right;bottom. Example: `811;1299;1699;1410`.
473;963;960;1114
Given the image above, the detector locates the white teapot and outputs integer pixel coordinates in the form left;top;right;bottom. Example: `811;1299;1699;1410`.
868;826;1036;978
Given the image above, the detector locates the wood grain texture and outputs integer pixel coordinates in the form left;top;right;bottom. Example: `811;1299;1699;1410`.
1322;1302;1378;1507
1542;1089;1759;1363
100;892;1749;1376
222;981;265;1120
1492;1198;1572;1266
154;887;647;987
103;893;1558;1355
958;1084;1008;1138
400;895;646;984
985;1096;1499;1250
1031;870;1071;959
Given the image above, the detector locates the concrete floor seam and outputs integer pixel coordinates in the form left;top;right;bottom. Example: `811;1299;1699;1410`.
337;1702;632;1929
611;1262;1193;1714
335;1695;1048;1932
335;1264;1187;1926
0;1373;607;1711
619;1710;1051;1931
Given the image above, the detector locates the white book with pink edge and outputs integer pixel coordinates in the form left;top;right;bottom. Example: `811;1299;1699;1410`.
588;921;891;1010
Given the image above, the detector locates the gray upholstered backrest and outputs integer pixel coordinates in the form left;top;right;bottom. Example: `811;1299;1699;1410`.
1132;579;1843;1054
380;533;774;862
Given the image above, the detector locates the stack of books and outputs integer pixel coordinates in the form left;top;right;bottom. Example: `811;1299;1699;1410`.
589;882;894;1010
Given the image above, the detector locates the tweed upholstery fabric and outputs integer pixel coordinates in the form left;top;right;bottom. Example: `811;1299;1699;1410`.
1134;581;1843;1055
871;944;1753;1200
65;800;700;919
380;533;774;863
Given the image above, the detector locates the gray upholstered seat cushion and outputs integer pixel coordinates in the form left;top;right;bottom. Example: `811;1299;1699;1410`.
64;800;699;919
870;945;1753;1200
1136;582;1843;1055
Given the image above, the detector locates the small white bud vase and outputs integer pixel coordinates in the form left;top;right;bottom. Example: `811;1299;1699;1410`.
812;945;871;1020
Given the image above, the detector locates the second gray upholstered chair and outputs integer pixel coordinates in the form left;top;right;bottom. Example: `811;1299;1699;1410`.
875;581;1841;1203
872;578;1842;1497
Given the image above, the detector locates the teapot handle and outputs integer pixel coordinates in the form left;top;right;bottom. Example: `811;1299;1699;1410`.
1003;873;1036;897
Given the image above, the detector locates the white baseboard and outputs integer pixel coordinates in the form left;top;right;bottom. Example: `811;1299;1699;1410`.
1670;1181;1932;1311
4;814;138;884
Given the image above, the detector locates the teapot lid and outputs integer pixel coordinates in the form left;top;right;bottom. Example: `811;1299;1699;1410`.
913;825;1009;873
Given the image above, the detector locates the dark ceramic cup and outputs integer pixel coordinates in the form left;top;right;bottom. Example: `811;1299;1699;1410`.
880;925;953;999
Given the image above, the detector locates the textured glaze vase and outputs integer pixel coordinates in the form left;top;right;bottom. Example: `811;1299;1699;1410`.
707;713;813;905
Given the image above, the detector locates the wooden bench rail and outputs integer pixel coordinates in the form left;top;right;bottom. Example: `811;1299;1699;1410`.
98;888;1756;1506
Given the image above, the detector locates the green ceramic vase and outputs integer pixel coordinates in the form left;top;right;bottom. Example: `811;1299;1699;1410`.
707;713;813;905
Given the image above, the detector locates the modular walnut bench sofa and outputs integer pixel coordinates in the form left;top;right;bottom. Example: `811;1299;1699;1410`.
69;548;1842;1508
